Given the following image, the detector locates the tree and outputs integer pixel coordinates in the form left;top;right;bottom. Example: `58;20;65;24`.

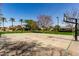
0;9;6;31
10;18;15;27
9;18;15;31
64;8;79;29
37;15;53;30
24;20;38;30
24;24;31;30
19;19;23;26
54;25;60;32
1;17;6;31
19;19;24;31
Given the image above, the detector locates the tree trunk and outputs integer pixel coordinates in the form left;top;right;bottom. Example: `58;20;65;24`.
21;22;24;32
12;21;14;31
12;21;13;27
3;21;5;31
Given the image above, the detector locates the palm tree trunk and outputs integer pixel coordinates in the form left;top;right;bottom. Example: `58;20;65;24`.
12;21;13;27
21;22;23;32
3;21;5;31
12;21;14;31
21;22;22;26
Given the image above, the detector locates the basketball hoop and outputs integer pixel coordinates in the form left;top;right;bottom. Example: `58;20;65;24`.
63;13;78;41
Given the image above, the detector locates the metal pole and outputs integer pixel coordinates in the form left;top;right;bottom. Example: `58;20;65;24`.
75;19;78;41
56;16;59;26
56;16;59;31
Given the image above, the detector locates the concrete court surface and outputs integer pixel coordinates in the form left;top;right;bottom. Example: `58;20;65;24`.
1;33;79;55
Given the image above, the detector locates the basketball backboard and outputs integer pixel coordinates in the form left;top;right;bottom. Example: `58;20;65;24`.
63;13;77;24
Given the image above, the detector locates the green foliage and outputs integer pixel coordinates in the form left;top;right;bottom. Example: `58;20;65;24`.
54;25;61;32
24;20;38;30
24;24;31;30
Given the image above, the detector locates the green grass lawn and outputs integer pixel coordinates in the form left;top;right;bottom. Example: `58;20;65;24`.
0;31;74;35
32;30;74;35
43;31;74;35
0;31;31;34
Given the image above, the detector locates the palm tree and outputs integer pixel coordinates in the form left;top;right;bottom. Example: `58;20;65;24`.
19;19;24;31
1;17;6;31
10;18;15;27
19;19;23;26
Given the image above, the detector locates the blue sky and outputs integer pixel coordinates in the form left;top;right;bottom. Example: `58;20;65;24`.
1;3;79;27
